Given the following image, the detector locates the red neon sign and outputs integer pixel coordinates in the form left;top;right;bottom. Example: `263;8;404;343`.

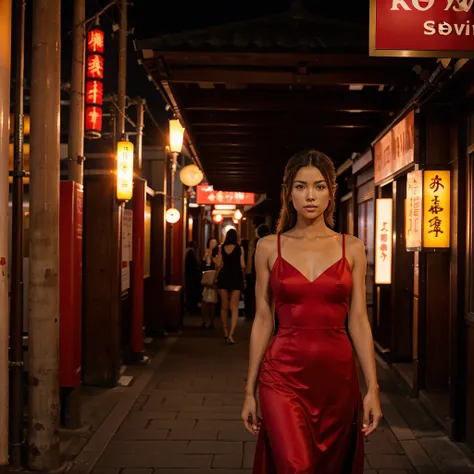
87;28;104;53
85;28;104;139
196;185;256;205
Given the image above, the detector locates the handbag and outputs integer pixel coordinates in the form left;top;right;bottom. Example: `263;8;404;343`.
201;269;216;287
202;286;218;304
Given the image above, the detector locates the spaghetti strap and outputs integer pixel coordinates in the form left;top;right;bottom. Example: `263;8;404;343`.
277;233;281;259
342;233;346;260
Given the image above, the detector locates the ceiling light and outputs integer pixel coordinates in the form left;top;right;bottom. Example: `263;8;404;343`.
349;84;364;91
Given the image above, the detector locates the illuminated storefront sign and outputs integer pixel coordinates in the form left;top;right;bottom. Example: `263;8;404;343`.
406;170;450;250
374;111;414;185
116;139;134;201
196;185;256;205
370;0;474;58
406;170;423;249
85;28;105;139
375;198;393;285
423;170;450;249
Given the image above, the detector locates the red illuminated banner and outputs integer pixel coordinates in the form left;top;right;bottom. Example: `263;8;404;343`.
196;185;256;205
370;0;474;57
85;28;105;139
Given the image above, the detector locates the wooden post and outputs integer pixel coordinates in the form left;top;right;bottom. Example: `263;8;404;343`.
0;0;11;465
27;0;61;469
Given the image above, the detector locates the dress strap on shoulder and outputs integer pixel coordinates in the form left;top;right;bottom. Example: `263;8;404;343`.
342;233;346;260
277;233;281;259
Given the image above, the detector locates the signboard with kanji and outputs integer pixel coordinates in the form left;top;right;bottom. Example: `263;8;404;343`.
375;198;393;284
85;28;105;139
406;170;423;250
374;111;415;185
196;185;256;205
423;170;450;249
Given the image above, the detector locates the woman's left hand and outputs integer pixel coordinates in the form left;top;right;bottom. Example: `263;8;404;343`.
362;387;383;436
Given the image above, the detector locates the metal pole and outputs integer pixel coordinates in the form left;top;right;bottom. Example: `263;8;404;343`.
0;0;11;466
67;0;85;184
117;0;127;138
10;0;26;467
169;153;177;283
136;98;144;171
27;0;61;469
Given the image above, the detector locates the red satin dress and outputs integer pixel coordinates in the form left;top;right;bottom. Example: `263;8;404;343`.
253;233;364;474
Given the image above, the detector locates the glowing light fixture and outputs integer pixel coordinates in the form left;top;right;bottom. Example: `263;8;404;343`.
166;207;180;224
233;209;243;220
116;138;134;201
169;119;185;153
213;213;223;223
180;164;203;186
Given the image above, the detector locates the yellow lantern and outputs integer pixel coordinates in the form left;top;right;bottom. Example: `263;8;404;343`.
166;207;180;224
234;209;243;220
213;213;223;223
116;139;134;201
169;119;185;153
180;164;203;187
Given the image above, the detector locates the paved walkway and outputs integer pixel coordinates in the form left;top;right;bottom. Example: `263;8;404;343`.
72;316;474;474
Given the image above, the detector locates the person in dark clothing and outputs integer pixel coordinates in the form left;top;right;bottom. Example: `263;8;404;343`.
184;240;201;314
216;229;245;344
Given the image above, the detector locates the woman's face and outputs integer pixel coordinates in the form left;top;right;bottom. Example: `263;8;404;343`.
290;165;331;221
209;239;218;250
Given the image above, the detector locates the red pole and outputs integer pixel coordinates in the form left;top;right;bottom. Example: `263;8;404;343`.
131;178;145;355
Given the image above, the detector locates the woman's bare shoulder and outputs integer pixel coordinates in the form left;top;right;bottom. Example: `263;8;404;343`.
256;234;278;253
345;234;366;258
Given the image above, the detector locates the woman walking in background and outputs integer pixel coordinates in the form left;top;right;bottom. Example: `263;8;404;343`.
216;228;245;344
200;238;219;329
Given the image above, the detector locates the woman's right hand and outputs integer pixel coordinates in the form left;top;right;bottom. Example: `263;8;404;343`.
241;393;260;436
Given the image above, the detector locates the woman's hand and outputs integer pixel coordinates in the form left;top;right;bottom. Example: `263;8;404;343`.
362;387;383;436
241;393;260;436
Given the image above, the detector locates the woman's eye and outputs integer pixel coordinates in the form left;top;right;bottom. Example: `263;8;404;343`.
317;185;326;190
295;184;304;190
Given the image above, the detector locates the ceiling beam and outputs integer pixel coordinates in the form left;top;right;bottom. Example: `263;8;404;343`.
188;111;384;128
164;67;419;86
144;51;427;69
181;90;398;113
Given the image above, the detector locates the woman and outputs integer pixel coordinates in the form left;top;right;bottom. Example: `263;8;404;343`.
201;238;218;329
242;150;382;473
216;228;245;344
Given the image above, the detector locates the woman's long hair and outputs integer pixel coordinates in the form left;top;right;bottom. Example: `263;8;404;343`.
276;149;337;234
223;228;239;246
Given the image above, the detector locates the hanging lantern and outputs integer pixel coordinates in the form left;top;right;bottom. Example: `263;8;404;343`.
234;209;243;220
213;213;223;223
116;139;134;201
166;207;181;224
169;119;185;153
180;164;203;187
233;218;239;224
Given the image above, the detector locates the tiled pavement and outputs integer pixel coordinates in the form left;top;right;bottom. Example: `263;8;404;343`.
80;316;474;474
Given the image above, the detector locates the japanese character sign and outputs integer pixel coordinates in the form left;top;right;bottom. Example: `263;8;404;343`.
375;199;393;284
423;170;450;248
85;27;105;139
406;170;423;250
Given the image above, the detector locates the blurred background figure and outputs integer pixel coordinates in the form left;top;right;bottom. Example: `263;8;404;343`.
200;238;219;328
184;240;201;314
216;228;246;345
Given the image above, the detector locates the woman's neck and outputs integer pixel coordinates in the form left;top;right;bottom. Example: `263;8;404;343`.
293;213;331;237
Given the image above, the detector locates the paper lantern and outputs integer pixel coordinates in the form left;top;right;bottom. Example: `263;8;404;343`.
180;164;203;187
213;213;223;223
169;119;185;153
234;209;243;220
166;207;180;224
116;140;134;201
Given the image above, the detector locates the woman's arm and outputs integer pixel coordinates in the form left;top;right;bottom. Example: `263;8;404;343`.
347;236;382;435
240;246;246;270
245;236;275;397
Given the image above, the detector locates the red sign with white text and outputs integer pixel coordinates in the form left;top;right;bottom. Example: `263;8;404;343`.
196;185;256;205
370;0;474;57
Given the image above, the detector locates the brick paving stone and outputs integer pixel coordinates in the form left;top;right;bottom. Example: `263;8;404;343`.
147;419;196;431
186;440;243;454
212;454;244;468
168;428;218;440
122;469;153;474
366;454;414;470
